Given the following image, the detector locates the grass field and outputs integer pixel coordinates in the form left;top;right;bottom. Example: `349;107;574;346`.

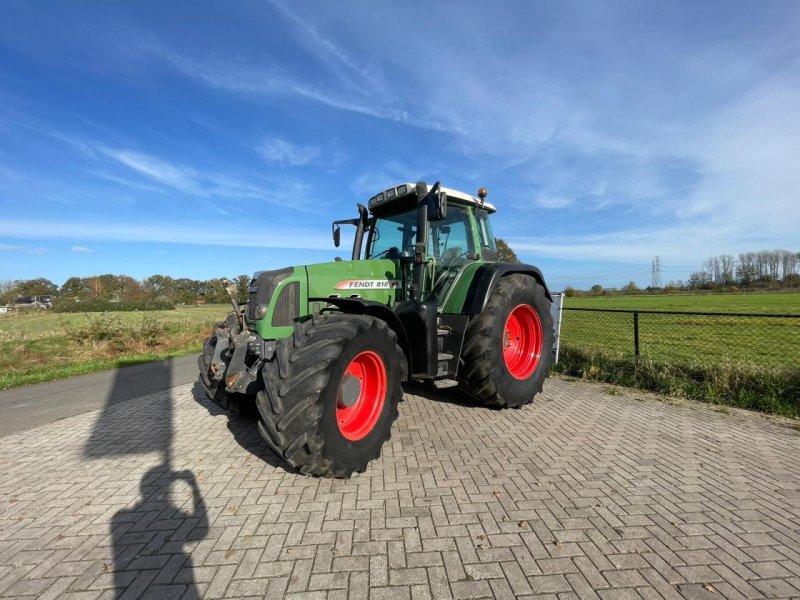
563;291;800;313
0;304;230;389
557;292;800;416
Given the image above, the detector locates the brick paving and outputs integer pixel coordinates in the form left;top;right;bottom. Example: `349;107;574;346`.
1;375;799;599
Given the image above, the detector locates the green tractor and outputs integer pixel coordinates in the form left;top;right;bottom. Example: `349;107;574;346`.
199;181;554;477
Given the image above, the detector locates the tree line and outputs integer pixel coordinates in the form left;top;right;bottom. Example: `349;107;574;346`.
0;274;252;305
687;250;799;289
564;249;799;296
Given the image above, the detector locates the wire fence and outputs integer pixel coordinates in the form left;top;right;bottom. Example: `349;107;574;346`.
560;307;800;370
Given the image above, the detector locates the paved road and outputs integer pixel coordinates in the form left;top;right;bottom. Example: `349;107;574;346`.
1;377;799;599
0;355;200;438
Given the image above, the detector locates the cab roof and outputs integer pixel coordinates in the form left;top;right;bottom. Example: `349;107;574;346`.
368;182;496;214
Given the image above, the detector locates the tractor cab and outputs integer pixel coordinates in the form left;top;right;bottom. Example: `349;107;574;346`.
333;182;500;305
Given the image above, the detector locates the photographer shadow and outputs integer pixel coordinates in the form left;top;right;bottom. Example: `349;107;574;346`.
84;359;208;599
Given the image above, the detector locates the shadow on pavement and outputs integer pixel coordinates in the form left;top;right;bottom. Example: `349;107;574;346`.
403;381;486;408
190;380;298;475
84;358;208;599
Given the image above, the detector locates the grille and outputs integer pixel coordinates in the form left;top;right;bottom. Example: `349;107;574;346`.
246;267;293;321
271;281;300;326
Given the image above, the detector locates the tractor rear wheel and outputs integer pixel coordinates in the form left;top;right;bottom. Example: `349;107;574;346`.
257;314;403;477
459;274;554;408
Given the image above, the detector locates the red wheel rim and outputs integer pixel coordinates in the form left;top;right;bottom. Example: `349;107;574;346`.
503;304;543;379
336;351;387;441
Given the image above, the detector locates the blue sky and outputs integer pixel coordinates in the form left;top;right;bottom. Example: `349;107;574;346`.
1;1;799;290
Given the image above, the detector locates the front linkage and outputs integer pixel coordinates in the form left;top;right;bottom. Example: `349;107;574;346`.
198;280;274;404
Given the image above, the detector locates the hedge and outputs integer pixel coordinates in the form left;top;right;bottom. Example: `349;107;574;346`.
53;300;176;313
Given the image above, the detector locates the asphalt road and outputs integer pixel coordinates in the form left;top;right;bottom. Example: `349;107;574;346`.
0;354;201;437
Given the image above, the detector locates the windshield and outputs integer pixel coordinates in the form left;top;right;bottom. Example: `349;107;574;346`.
367;209;418;259
367;206;474;261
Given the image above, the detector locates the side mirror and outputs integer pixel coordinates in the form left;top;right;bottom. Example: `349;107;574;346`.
428;191;448;221
333;225;341;248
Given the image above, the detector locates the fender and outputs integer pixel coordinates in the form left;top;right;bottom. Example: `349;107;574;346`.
309;297;411;380
462;263;552;315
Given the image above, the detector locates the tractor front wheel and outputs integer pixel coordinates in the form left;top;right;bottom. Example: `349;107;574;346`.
459;274;554;408
257;314;403;477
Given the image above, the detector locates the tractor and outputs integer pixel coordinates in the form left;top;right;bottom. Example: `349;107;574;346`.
199;181;554;477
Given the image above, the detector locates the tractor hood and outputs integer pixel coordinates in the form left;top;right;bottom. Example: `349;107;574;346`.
245;259;398;341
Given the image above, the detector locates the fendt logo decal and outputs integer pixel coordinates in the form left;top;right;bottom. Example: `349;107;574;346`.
335;280;400;290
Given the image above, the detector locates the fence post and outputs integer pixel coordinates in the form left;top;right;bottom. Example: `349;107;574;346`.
633;311;640;358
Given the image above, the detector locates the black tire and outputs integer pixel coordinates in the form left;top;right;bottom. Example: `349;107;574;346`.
459;274;554;408
256;314;403;478
198;313;251;415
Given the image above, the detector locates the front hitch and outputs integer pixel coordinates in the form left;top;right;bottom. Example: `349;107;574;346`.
222;278;247;332
201;316;266;398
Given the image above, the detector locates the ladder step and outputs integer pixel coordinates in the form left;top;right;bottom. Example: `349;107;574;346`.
437;328;450;337
438;352;454;361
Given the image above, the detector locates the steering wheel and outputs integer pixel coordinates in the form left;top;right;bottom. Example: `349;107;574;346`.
371;246;400;259
440;246;465;264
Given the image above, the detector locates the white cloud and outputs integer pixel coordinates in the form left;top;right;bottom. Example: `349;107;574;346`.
0;218;334;251
0;243;48;255
507;217;797;264
96;147;203;195
259;137;320;166
71;245;92;253
535;196;574;209
57;137;326;212
267;0;384;90
350;161;413;196
158;47;459;133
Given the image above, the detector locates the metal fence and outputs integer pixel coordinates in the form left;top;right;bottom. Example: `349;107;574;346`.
560;308;800;369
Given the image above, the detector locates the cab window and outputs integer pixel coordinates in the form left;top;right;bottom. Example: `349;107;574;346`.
429;207;472;261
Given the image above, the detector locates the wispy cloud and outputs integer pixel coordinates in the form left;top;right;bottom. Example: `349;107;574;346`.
259;137;320;166
54;135;326;212
0;243;48;256
534;196;574;210
0;218;334;251
266;0;384;91
157;46;461;134
96;147;202;194
350;160;426;196
71;245;92;253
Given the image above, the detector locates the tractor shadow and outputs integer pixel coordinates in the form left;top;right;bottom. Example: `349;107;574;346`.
189;381;299;475
402;381;496;409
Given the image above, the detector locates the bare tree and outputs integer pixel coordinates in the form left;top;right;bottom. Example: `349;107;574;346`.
703;257;721;284
767;251;781;281
720;255;735;284
779;250;797;280
737;253;756;285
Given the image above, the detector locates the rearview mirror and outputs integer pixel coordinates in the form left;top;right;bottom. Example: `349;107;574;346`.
428;191;448;221
333;225;341;247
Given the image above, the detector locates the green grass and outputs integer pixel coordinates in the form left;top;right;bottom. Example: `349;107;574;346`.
0;304;228;338
556;292;800;416
554;347;800;418
560;310;800;368
0;347;205;389
564;291;800;313
0;304;230;390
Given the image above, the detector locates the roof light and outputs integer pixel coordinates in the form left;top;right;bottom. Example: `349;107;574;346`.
386;188;396;198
